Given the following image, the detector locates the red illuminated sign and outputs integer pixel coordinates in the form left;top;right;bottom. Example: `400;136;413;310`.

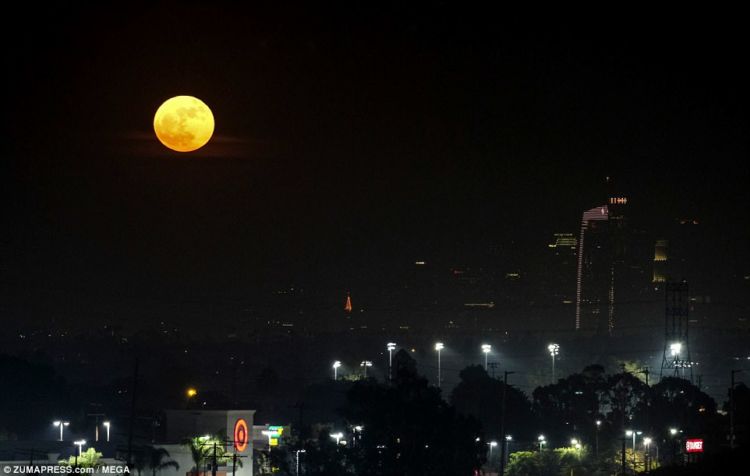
685;439;703;453
234;418;248;452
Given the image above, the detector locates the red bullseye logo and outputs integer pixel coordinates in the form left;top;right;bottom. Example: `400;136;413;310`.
234;418;248;452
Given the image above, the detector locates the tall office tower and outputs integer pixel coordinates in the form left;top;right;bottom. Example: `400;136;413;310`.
653;239;669;285
575;205;611;333
547;233;578;306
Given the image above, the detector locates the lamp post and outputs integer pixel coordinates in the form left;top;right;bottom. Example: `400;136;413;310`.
73;440;86;467
295;449;306;476
488;441;498;462
387;343;396;381
643;437;652;473
626;430;641;471
435;342;444;388
481;344;491;371
330;432;344;446
505;436;513;469
332;361;341;381
360;361;373;378
595;420;601;458
499;371;515;476
53;421;70;441
538;435;546;451
547;343;559;382
669;428;679;465
103;421;111;442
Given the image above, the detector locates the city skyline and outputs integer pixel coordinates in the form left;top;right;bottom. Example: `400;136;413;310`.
4;5;748;331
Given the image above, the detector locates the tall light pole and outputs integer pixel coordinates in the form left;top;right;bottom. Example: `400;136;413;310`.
360;361;372;378
548;343;559;382
626;430;641;470
499;370;515;476
53;421;70;441
481;344;491;370
595;420;601;458
488;441;498;462
74;439;86;456
435;342;444;388
643;437;652;472
103;421;111;442
332;361;341;381
387;343;396;381
295;449;306;476
330;432;344;445
505;436;513;469
74;439;86;467
669;428;679;465
538;435;546;451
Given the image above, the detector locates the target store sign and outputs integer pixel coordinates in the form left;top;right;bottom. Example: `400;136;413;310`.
685;439;703;453
234;418;249;452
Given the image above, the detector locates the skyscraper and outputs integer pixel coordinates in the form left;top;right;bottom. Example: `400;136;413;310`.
575;205;611;333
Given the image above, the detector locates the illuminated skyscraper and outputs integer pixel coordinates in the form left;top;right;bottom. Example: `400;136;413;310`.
653;239;669;284
575;205;611;333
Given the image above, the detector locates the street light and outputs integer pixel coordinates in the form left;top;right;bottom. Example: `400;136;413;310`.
548;343;559;382
74;439;86;456
644;437;652;472
571;438;581;449
626;430;641;470
330;432;344;445
538;435;546;451
488;440;498;462
103;421;111;442
332;361;341;380
73;439;86;468
387;343;396;380
53;421;70;441
505;435;513;464
295;449;306;476
435;342;444;388
595;420;601;457
669;428;680;465
481;344;491;370
360;360;373;378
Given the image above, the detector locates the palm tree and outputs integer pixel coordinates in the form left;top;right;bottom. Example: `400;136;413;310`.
148;447;179;476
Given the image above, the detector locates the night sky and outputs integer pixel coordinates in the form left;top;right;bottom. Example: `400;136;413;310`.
4;4;748;329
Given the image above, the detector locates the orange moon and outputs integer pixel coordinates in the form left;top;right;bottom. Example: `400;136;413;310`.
153;96;215;152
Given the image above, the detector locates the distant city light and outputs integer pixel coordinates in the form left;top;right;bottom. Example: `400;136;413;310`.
330;432;344;445
186;388;198;398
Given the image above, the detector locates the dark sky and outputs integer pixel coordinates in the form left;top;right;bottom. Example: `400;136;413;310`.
4;3;748;328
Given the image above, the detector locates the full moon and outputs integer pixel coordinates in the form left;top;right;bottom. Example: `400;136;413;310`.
153;96;215;152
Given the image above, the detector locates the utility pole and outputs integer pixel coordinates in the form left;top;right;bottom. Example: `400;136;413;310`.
730;369;743;449
499;370;515;476
126;357;139;468
211;442;217;476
